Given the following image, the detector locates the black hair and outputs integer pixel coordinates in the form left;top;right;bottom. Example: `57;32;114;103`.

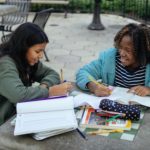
114;23;150;66
0;22;49;86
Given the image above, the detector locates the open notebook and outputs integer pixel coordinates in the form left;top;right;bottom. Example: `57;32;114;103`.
73;86;150;109
14;96;78;138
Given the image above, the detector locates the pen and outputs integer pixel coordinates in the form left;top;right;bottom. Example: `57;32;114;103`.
76;128;87;140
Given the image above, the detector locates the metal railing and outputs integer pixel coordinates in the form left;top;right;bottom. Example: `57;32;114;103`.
102;0;150;24
69;0;150;24
22;0;149;24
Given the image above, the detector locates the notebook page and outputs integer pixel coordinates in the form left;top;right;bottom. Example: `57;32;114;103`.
109;87;134;104
17;96;74;114
73;93;107;109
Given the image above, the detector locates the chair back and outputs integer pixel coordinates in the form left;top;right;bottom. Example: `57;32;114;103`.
2;0;31;31
32;8;53;62
32;8;53;30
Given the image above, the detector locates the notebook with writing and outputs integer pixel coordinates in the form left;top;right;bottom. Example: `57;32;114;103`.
73;86;150;109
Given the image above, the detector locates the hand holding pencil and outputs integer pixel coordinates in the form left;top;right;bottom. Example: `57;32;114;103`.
49;82;73;96
87;76;112;97
48;69;73;96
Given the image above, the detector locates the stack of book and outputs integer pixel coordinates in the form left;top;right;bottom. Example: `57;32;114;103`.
13;96;78;140
80;107;132;134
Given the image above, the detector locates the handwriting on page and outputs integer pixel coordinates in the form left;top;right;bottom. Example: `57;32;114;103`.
109;87;134;104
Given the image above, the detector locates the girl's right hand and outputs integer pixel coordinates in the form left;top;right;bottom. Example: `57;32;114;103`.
49;82;73;96
87;82;111;97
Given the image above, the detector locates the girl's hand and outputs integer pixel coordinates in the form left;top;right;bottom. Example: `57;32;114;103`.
49;82;73;96
87;82;111;97
128;86;150;96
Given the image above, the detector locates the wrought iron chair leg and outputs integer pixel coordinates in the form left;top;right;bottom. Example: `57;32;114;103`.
44;50;49;62
64;5;68;18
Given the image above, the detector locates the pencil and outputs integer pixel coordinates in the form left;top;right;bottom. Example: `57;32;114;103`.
87;129;124;134
88;76;107;89
88;76;111;94
60;68;64;83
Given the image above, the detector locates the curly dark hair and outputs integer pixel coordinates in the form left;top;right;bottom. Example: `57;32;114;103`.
0;22;49;86
114;23;150;66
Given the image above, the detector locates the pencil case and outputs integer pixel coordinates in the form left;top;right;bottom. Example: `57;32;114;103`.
99;99;141;121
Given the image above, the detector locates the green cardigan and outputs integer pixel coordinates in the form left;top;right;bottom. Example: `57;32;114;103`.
0;56;60;125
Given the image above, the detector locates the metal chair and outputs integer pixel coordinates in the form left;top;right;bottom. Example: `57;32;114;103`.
0;0;31;42
32;8;54;62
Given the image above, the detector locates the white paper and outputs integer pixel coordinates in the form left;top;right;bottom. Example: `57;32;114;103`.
73;87;150;109
108;87;133;104
73;93;107;109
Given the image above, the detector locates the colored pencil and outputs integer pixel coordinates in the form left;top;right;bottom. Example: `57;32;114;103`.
105;114;121;122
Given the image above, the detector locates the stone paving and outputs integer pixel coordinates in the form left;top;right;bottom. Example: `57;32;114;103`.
40;13;138;81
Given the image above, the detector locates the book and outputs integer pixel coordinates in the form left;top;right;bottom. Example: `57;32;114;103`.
11;117;76;140
109;86;150;106
73;86;150;109
14;96;78;137
80;108;132;131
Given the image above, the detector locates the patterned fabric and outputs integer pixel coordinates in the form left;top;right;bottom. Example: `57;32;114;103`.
114;52;146;88
99;99;141;121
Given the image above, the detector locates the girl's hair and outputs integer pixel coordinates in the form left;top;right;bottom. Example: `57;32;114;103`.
114;23;150;66
0;22;49;85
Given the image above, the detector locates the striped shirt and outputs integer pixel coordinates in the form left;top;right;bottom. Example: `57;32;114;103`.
114;53;146;88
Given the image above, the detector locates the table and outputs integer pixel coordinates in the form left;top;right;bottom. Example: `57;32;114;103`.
0;94;150;150
88;0;105;30
0;82;150;149
0;110;150;150
0;4;17;16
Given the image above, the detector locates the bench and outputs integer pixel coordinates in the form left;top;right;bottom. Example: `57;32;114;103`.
0;0;69;18
31;0;69;18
